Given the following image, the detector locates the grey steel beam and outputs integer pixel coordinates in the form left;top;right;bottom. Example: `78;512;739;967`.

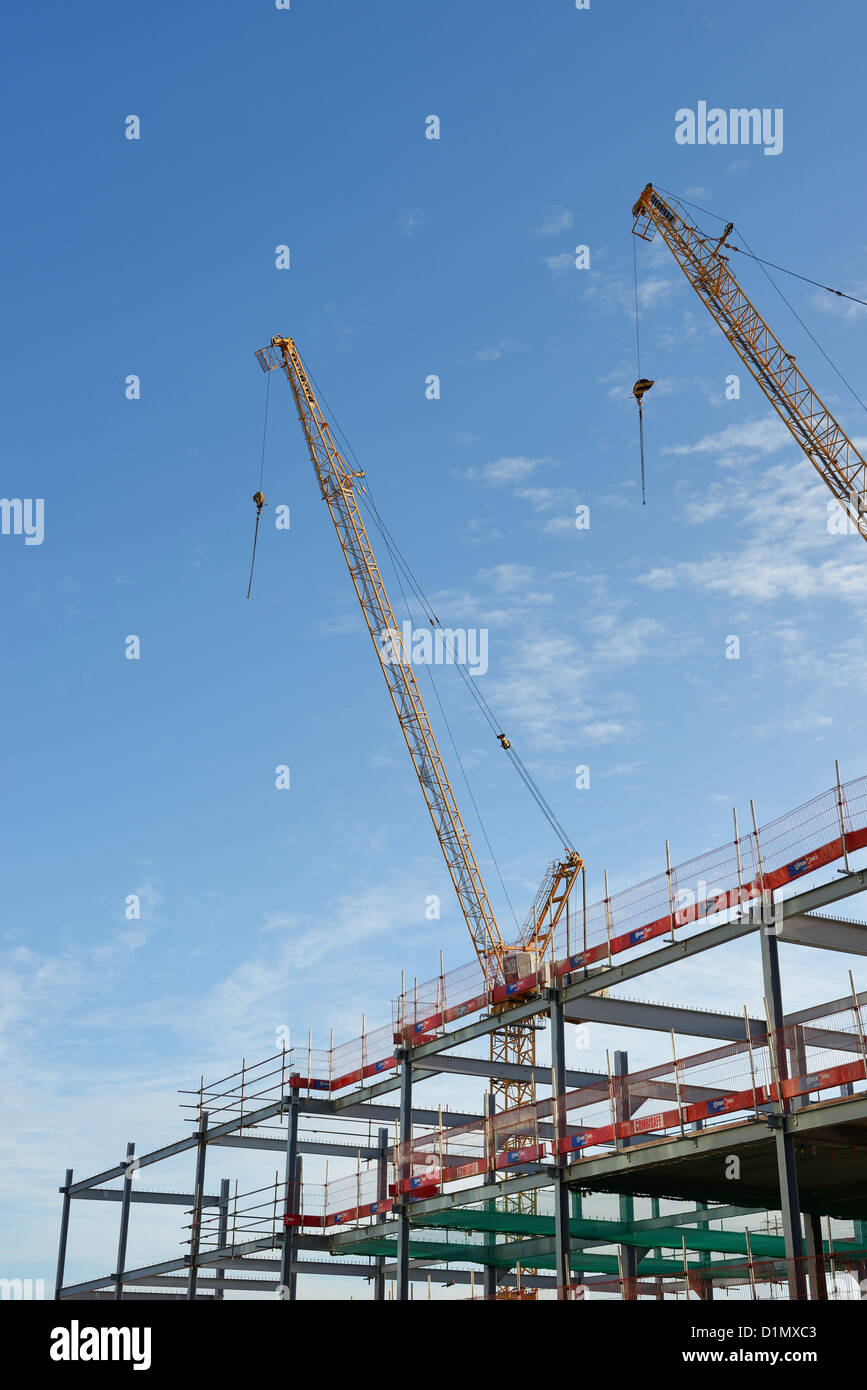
565;995;765;1041
418;1052;602;1089
300;1095;484;1128
779;912;867;956
113;1143;135;1301
70;1188;223;1207
635;1203;763;1231
54;1168;73;1301
210;1134;379;1160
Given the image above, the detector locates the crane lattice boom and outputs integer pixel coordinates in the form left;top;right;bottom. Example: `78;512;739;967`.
257;336;505;972
632;183;867;535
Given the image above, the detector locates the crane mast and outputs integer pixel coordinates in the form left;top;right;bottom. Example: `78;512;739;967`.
631;183;867;536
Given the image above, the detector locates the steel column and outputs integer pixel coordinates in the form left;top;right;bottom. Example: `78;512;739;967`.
186;1112;209;1302
290;1155;302;1301
550;992;573;1300
374;1126;389;1301
395;1050;412;1301
614;1051;637;1300
214;1179;230;1300
805;1214;827;1300
113;1142;135;1300
482;1091;498;1299
54;1168;73;1300
278;1098;300;1297
760;926;807;1299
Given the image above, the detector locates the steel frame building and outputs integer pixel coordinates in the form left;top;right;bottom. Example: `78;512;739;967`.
54;862;867;1302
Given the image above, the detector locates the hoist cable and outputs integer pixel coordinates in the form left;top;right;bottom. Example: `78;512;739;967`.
246;375;272;599
246;511;262;601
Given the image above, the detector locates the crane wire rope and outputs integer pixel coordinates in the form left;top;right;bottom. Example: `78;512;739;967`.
246;371;272;599
632;237;649;505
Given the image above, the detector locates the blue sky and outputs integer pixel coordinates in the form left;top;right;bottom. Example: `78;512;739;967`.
3;0;867;1295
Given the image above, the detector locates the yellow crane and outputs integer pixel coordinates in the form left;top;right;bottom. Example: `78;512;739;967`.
631;183;867;536
255;334;583;1163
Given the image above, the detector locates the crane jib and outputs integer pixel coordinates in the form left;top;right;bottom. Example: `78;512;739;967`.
633;186;867;535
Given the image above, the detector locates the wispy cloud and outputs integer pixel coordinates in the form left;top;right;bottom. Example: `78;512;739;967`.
663;417;790;460
532;206;573;236
474;338;519;362
541;252;574;274
465;455;548;485
398;207;425;236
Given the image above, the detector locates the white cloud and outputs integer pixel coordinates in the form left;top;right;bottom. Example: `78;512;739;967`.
474;339;519;362
533;207;573;236
663;417;790;459
541;252;574;274
466;455;547;485
810;287;867;322
398;208;425;236
582;721;628;744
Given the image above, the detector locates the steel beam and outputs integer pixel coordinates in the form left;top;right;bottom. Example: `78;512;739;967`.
70;1188;223;1207
779;911;867;956
565;995;765;1041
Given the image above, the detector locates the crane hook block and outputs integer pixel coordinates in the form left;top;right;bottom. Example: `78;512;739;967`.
632;378;654;404
497;733;511;750
253;490;268;514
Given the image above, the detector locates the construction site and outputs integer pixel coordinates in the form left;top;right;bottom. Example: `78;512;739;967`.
50;187;867;1303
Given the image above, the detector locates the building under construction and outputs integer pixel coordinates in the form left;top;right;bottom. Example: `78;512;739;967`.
54;771;867;1301
53;187;867;1302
